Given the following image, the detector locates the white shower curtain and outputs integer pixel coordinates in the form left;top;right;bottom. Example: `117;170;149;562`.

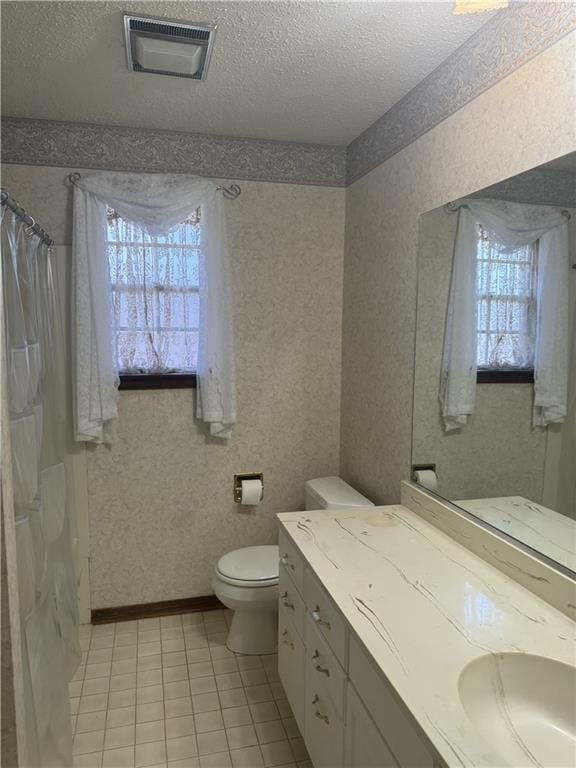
440;199;570;431
1;206;81;766
72;171;236;443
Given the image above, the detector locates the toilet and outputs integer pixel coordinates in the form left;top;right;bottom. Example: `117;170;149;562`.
212;476;373;655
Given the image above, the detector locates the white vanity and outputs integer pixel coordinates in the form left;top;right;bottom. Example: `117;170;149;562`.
276;484;575;768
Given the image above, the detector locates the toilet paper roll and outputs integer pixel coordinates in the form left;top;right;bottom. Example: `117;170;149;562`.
414;469;438;492
240;478;263;506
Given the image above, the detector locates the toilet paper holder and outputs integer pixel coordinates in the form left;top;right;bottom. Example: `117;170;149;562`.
234;472;264;503
411;463;436;482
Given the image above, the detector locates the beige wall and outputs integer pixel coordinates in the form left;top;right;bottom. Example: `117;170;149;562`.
412;206;547;502
2;165;345;607
341;33;576;504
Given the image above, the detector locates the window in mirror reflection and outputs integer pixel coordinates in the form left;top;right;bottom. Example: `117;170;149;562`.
476;225;537;371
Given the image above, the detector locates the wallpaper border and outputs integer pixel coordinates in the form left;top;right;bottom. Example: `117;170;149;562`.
346;2;576;184
1;3;574;187
0;117;346;188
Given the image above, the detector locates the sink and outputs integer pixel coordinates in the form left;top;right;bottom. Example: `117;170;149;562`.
458;653;576;767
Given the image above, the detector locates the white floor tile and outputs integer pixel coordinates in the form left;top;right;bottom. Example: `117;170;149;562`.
73;730;105;755
260;740;294;767
136;740;167;768
199;752;232;768
136;719;165;744
163;666;188;683
76;711;107;734
79;694;109;714
165;697;193;719
194;710;224;734
196;731;228;757
102;748;135;768
229;746;264;768
104;725;136;750
136;701;165;723
165;715;195;740
167;735;199;761
226;725;258;751
189;677;217;695
191;691;219;713
71;614;287;768
221;707;251;730
106;706;136;729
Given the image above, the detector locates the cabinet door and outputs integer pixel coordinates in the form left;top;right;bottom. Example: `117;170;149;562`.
278;606;305;733
345;683;399;768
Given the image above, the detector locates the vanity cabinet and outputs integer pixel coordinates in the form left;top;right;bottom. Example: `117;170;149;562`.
278;529;438;768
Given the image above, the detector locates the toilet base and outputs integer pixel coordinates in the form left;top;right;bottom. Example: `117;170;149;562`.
226;607;278;655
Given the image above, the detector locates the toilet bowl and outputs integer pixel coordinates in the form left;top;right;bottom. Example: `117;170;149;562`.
213;477;373;655
212;545;279;655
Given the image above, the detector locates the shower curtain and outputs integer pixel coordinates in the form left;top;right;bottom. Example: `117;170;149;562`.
1;205;80;765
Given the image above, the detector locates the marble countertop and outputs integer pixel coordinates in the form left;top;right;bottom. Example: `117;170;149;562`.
277;504;575;768
456;495;576;573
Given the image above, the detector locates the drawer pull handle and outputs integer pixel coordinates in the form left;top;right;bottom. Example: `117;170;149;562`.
281;592;295;610
311;650;330;677
281;628;294;650
311;606;331;630
312;694;330;725
281;554;295;571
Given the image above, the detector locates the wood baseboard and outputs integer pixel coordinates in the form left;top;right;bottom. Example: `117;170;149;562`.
91;595;224;624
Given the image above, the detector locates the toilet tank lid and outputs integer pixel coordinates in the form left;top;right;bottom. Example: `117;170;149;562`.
305;476;374;508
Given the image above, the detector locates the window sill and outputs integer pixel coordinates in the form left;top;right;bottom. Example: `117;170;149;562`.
477;369;534;384
119;373;197;390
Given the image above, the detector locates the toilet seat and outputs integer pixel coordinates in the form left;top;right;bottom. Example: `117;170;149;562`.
216;545;279;588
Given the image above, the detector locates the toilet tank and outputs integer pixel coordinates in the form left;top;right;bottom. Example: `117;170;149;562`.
304;476;374;510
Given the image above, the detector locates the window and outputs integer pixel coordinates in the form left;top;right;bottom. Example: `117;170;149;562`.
476;225;537;383
106;207;200;389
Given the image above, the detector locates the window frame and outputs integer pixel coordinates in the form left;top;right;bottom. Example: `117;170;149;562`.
475;225;537;385
107;207;200;390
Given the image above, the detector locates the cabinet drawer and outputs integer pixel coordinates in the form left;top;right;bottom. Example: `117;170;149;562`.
345;683;399;768
278;605;305;733
349;635;434;768
278;529;304;595
305;614;345;716
304;568;347;666
305;667;344;768
279;564;305;639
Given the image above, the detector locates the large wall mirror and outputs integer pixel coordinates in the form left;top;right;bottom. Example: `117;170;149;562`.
412;152;575;575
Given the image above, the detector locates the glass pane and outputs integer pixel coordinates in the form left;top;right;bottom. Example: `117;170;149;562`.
106;208;201;374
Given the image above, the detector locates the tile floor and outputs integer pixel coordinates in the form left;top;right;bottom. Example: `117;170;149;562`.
71;610;311;768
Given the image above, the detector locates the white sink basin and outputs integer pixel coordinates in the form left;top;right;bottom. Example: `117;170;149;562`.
459;653;576;767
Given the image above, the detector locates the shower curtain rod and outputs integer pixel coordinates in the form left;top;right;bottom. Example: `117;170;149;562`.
65;172;242;199
1;189;54;246
445;200;571;219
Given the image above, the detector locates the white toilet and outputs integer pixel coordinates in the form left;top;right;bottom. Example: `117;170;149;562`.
212;476;373;655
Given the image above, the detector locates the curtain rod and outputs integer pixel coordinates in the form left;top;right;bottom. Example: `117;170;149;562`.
1;189;54;246
65;173;241;199
445;200;571;219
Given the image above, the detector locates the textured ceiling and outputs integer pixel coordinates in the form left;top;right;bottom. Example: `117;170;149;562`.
1;1;492;145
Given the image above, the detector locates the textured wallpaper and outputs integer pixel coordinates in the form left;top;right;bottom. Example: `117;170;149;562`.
340;32;576;505
412;206;547;502
2;165;345;607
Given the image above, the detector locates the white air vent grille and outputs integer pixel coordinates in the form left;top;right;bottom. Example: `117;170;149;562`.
123;14;216;81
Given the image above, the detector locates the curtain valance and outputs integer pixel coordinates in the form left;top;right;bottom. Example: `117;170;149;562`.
73;171;236;443
440;198;570;431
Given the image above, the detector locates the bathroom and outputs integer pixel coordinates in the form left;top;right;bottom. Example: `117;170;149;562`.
1;2;575;767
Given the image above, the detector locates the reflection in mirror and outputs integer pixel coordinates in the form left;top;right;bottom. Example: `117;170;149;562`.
412;152;575;574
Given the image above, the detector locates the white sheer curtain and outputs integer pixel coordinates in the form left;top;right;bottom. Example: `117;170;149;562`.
72;171;236;443
440;198;570;431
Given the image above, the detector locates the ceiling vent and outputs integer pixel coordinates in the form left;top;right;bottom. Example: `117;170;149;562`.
123;14;216;81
